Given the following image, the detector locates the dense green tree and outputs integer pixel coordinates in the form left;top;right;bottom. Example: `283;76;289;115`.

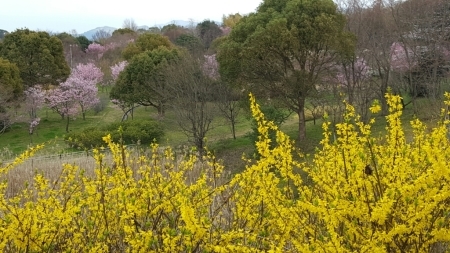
196;20;223;49
76;35;91;51
54;32;83;68
161;24;189;43
112;28;136;36
217;0;354;141
54;32;78;44
0;57;23;133
175;34;204;55
0;29;70;87
111;47;180;115
0;57;23;102
222;13;243;28
148;27;161;34
121;33;172;60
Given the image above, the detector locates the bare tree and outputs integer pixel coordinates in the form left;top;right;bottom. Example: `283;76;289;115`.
163;55;218;156
216;83;242;139
123;18;138;32
393;0;450;99
343;0;396;115
92;29;112;43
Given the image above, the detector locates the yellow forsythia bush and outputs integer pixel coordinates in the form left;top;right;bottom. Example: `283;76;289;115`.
1;93;450;252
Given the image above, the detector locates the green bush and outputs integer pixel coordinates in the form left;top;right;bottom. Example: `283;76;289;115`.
65;119;164;149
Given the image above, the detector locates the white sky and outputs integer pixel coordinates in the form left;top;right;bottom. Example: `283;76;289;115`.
1;0;262;34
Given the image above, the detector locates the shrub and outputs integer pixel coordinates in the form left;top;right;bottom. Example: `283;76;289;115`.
1;92;450;252
65;119;164;149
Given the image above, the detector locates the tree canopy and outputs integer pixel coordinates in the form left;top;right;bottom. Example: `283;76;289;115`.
222;13;243;28
196;20;223;50
0;57;23;133
121;33;173;61
217;0;355;141
175;34;204;56
76;35;91;51
112;28;136;36
111;47;181;115
0;57;23;102
0;29;70;87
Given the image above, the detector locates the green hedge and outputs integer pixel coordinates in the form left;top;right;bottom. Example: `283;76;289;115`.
65;119;164;149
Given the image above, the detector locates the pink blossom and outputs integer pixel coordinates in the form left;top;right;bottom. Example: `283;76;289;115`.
47;63;102;121
390;42;417;72
72;63;104;86
203;54;219;80
110;61;128;82
46;84;79;119
86;43;107;59
29;117;40;134
24;85;45;119
220;27;231;36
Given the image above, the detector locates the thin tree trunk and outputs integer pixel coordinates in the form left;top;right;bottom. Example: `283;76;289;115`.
298;97;306;141
231;119;236;140
66;115;70;133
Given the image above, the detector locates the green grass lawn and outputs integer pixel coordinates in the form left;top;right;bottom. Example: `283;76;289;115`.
0;92;443;165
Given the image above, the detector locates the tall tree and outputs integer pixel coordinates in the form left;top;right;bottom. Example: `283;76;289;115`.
161;24;189;43
217;0;354;141
175;34;204;56
112;28;136;37
196;20;223;50
122;18;138;31
110;61;134;119
76;35;91;52
391;0;450;100
0;57;23;133
0;29;70;87
110;47;180;116
69;63;103;119
163;53;219;156
121;33;172;60
222;13;243;28
46;83;79;133
24;85;45;119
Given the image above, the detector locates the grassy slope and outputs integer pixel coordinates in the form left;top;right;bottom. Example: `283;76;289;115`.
0;91;442;169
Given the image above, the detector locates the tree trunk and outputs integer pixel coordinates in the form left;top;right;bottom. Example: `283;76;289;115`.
231;119;236;140
297;97;306;141
66;115;70;133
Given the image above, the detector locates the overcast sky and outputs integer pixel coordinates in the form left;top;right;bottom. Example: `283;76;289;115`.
1;0;262;34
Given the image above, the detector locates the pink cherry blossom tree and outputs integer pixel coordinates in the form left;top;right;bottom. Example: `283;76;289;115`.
86;43;107;60
46;63;102;131
69;63;102;119
29;117;40;143
24;85;45;119
72;63;104;86
202;54;219;80
110;61;128;82
46;84;79;133
24;85;45;141
390;42;417;73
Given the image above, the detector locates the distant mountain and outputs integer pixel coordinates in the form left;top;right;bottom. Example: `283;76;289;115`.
137;25;150;30
81;26;117;40
80;20;221;40
158;20;195;28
